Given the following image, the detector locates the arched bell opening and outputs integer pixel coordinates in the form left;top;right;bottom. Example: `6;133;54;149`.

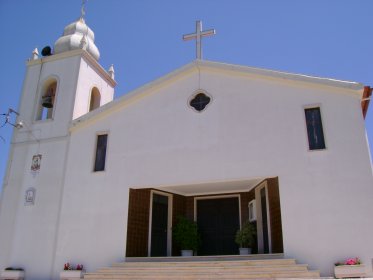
37;79;58;120
89;87;101;112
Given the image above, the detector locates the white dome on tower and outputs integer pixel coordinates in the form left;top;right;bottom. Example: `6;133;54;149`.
54;18;100;60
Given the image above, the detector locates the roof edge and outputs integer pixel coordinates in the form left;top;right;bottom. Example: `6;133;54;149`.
362;86;372;119
197;60;364;91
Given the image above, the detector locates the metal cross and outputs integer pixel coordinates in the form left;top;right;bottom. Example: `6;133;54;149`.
81;0;87;20
183;20;216;60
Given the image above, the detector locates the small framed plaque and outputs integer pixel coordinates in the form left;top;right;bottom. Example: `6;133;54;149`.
31;154;42;172
25;188;36;206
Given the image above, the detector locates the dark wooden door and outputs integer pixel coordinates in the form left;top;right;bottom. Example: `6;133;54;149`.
150;193;168;256
197;197;240;255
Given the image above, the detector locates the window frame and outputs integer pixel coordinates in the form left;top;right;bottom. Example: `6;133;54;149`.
303;105;327;151
93;133;109;172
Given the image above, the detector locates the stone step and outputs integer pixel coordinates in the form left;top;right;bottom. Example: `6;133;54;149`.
85;257;320;279
84;270;320;279
96;264;309;273
125;253;284;263
113;258;297;267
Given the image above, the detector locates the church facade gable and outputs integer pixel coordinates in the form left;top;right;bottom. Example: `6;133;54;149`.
51;64;373;277
72;59;365;129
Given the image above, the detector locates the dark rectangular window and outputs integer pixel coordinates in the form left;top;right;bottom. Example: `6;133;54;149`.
94;134;108;171
305;107;326;150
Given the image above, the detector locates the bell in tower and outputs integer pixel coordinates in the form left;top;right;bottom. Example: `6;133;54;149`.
42;95;53;108
41;86;55;108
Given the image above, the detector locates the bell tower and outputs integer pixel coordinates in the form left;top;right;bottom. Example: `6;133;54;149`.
0;13;116;279
27;16;116;128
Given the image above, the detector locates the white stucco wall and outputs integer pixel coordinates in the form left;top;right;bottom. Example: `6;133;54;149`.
0;145;28;269
72;56;114;120
53;66;373;277
7;140;69;279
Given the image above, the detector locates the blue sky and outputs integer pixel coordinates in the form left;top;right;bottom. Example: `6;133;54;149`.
0;0;372;192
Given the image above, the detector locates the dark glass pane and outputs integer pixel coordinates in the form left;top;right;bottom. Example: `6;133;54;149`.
305;108;326;150
190;93;211;111
94;134;108;171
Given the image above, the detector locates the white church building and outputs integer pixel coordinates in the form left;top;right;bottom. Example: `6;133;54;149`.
0;12;372;280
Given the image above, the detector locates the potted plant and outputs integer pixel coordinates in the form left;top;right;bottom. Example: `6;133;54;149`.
235;221;256;255
60;263;85;280
334;257;365;278
1;267;25;280
172;216;200;256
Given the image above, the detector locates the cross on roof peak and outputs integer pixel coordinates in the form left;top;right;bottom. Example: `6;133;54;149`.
80;0;87;21
183;20;216;60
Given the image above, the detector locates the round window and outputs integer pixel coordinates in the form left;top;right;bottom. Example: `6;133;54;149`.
189;93;211;112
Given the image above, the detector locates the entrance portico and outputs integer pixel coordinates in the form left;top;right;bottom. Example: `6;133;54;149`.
125;177;283;257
